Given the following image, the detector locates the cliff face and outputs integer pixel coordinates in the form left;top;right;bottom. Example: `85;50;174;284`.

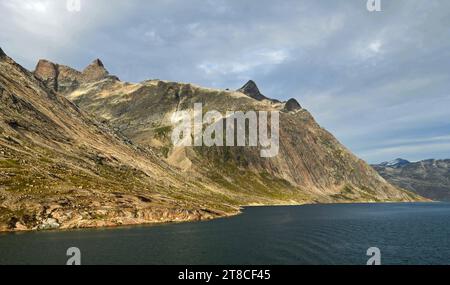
374;159;450;201
34;58;118;93
0;48;424;232
81;59;112;82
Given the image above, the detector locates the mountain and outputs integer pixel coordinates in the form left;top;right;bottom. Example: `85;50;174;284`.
378;158;411;169
373;159;450;201
0;48;423;232
46;58;421;202
237;80;280;103
0;48;239;232
34;58;119;93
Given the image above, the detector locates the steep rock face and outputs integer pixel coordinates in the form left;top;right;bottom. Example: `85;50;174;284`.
373;159;450;201
34;60;58;90
34;58;118;93
65;75;421;203
82;59;110;82
34;59;82;93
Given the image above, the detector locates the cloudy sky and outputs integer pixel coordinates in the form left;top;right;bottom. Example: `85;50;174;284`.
1;0;449;163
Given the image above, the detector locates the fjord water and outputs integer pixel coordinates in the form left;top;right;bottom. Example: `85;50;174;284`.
1;203;450;265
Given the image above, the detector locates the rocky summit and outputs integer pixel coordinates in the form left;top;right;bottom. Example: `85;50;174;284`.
0;48;424;232
81;58;114;83
34;58;119;93
283;98;302;112
237;80;280;103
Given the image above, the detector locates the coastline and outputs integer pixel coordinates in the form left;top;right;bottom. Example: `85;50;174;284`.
0;207;242;234
0;200;436;234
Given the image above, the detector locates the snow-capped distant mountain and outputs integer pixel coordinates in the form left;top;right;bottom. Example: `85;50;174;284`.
379;158;411;168
373;159;450;201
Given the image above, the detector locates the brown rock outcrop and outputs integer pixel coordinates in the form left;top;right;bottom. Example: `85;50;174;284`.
34;58;118;93
81;58;110;82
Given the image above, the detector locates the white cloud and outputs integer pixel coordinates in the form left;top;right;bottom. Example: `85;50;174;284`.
353;39;385;61
369;40;382;54
22;0;49;13
3;0;49;12
0;0;136;66
197;49;290;76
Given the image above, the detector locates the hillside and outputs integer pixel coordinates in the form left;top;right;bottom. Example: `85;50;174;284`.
37;57;421;202
0;48;239;232
0;47;423;232
373;159;450;201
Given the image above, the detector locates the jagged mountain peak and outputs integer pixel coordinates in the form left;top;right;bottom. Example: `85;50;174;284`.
237;80;266;101
0;47;6;58
33;58;118;93
237;80;282;104
283;98;302;112
379;158;411;168
35;59;58;75
36;58;55;65
34;59;59;91
90;58;105;67
83;58;107;71
0;47;15;64
241;80;259;92
82;58;109;81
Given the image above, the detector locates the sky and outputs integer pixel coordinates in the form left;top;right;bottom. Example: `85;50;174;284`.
0;0;449;163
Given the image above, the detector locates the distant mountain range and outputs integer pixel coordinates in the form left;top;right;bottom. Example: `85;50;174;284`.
377;158;411;169
373;159;450;201
0;47;423;232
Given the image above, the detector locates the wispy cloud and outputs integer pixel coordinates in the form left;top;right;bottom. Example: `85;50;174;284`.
198;49;289;76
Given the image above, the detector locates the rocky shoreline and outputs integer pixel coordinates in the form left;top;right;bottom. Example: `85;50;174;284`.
0;190;239;233
2;199;430;233
0;206;239;233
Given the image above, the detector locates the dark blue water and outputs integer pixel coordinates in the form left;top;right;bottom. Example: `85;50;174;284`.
1;203;450;265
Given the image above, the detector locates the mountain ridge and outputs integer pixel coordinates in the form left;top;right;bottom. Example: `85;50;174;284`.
373;158;450;201
378;158;411;169
55;58;421;201
34;58;119;93
0;48;425;232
